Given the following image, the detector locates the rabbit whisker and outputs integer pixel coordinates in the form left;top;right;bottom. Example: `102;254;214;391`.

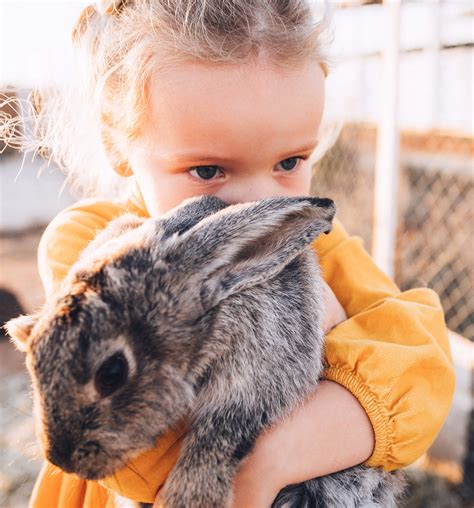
102;448;149;487
6;403;32;416
113;471;122;493
120;458;150;487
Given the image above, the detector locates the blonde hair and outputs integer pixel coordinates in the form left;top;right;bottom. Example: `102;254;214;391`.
1;0;333;199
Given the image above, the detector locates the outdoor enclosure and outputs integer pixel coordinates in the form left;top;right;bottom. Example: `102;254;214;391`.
313;125;472;341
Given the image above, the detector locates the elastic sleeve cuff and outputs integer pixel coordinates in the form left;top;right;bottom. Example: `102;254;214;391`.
324;366;391;469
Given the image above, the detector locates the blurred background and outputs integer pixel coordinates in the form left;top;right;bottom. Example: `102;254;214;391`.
0;0;473;507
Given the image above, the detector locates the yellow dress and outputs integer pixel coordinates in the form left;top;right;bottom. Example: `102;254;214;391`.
27;180;454;506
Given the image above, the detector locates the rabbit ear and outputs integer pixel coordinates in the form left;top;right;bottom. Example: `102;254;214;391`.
4;314;40;352
159;195;228;239
177;196;336;311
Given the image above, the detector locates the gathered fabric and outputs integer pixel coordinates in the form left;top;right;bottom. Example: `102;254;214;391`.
26;179;454;506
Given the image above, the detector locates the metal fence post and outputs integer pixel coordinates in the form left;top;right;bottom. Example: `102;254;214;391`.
372;0;401;277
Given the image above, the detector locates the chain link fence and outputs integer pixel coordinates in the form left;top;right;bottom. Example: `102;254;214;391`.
311;123;473;341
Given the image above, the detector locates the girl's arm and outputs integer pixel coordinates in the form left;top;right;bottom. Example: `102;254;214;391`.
232;219;455;506
315;219;454;470
232;380;374;507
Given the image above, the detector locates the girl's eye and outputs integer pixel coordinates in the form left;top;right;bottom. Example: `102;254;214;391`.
275;157;303;172
188;157;305;182
189;166;223;181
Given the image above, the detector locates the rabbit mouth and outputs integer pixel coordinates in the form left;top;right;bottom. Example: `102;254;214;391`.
72;454;126;480
46;448;110;480
45;440;124;480
71;444;148;481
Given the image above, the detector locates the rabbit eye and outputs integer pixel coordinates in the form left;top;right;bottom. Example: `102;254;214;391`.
95;352;129;397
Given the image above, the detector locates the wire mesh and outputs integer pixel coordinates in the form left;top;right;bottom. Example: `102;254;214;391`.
312;123;473;340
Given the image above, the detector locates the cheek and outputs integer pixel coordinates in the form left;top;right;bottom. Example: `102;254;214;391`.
130;159;190;216
293;163;313;194
140;174;212;216
277;163;313;197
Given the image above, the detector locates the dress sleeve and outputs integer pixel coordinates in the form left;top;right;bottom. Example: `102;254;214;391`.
311;219;455;471
37;199;129;298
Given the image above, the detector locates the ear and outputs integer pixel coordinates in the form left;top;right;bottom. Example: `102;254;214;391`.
4;314;39;352
177;196;336;311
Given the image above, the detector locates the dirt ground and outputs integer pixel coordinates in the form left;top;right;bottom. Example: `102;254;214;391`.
0;228;471;507
1;228;45;508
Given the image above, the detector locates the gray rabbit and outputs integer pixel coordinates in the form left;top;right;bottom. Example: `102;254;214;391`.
6;195;405;508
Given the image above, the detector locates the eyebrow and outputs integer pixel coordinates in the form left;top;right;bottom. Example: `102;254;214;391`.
169;141;318;163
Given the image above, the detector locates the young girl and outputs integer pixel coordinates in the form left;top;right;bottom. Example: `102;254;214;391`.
9;1;454;507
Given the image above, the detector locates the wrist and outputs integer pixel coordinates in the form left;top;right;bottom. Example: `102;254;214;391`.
232;452;281;507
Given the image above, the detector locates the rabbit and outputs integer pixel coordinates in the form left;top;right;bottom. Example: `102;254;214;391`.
6;195;405;508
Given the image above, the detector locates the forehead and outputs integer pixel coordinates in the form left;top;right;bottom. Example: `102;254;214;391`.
140;57;325;160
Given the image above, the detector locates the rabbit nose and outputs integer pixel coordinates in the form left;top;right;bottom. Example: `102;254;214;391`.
76;440;102;460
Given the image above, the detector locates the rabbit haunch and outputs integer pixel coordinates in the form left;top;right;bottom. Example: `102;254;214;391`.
6;195;405;507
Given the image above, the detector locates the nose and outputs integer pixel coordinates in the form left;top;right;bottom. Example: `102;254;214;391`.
220;174;282;205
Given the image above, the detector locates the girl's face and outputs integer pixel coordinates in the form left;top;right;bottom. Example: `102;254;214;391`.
127;56;325;217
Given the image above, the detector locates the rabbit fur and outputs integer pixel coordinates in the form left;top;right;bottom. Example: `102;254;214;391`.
6;195;405;507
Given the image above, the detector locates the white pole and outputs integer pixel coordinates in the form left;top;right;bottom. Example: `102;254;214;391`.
0;2;4;87
427;0;441;129
372;0;401;278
